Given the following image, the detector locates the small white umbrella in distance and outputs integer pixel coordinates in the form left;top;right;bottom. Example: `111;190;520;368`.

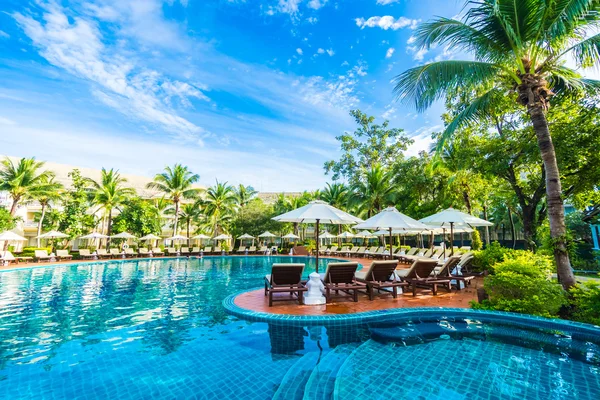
37;230;69;239
110;232;137;239
420;208;492;255
354;207;430;256
272;200;362;272
258;231;276;238
168;234;189;241
0;231;27;241
337;231;355;239
213;234;231;240
355;230;375;238
192;234;211;240
140;234;161;240
282;233;300;239
80;232;109;239
238;233;255;247
319;231;336;239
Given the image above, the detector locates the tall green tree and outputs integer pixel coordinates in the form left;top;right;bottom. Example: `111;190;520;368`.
112;198;162;238
234;184;258;207
34;176;63;247
324;109;413;183
349;164;397;218
393;0;600;289
179;202;202;238
58;169;96;239
0;157;56;215
146;164;200;235
203;181;237;235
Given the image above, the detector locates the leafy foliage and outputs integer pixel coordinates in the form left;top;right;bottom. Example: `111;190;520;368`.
0;207;16;232
112;198;162;237
57;170;96;239
569;282;600;325
471;229;483;251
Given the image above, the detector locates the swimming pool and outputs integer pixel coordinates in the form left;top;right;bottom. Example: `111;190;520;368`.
0;256;598;399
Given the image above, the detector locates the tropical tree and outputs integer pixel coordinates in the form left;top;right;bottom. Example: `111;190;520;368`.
179;202;203;238
349;164;396;218
234;184;258;208
0;157;56;215
34;176;63;247
146;164;200;235
88;168;135;244
320;183;349;210
393;0;600;289
203;181;237;235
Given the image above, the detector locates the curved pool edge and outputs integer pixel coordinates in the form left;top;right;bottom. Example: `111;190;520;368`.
0;254;350;273
223;289;600;336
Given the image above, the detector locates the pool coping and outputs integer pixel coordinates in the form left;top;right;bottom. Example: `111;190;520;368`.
223;288;600;336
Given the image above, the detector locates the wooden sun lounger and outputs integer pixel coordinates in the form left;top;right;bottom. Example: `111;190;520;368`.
78;249;96;260
236;246;246;253
320;262;364;302
355;260;407;300
166;247;178;256
152;247;165;256
264;263;308;306
34;250;53;263
96;249;111;259
56;250;73;261
396;259;449;296
248;246;256;253
180;247;190;255
125;248;138;258
138;248;151;257
190;247;200;255
0;251;18;264
109;248;123;258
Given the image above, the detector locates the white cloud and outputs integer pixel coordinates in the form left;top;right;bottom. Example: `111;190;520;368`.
411;47;428;61
308;0;328;9
307;16;318;24
13;3;207;141
405;125;443;157
0;31;10;39
385;47;395;58
355;16;419;30
407;35;416;44
276;0;302;16
376;0;401;4
317;48;325;54
0;116;17;125
326;48;335;56
296;47;303;55
382;105;396;119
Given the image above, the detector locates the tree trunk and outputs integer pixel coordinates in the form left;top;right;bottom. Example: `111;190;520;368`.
106;211;113;249
462;188;472;214
482;205;490;246
508;208;516;249
9;196;19;216
173;201;180;235
528;105;575;289
37;203;47;248
187;220;190;238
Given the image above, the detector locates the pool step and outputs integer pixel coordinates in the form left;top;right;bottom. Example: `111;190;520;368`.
272;351;322;400
302;343;360;400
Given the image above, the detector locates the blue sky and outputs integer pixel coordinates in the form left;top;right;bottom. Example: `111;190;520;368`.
0;0;463;191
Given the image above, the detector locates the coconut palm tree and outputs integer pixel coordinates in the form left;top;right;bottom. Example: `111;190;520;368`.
203;181;237;235
179;201;203;238
34;176;64;247
146;164;200;235
321;183;349;210
88;169;135;245
234;184;258;208
0;157;56;215
349;164;396;218
393;0;600;289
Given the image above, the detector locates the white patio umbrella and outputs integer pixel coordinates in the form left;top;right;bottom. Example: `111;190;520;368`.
140;233;161;248
80;232;109;249
238;233;255;247
110;232;137;239
282;233;300;239
213;234;232;249
420;208;493;255
37;230;69;239
168;234;189;241
0;231;27;242
272;200;362;272
258;231;277;246
192;233;211;240
354;207;430;257
337;231;355;239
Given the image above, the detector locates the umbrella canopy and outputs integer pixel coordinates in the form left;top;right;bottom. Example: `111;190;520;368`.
272;200;362;272
420;208;492;255
80;232;109;239
191;234;211;240
37;230;69;239
168;234;189;241
0;231;27;241
258;231;277;238
282;233;300;239
319;231;337;240
110;232;137;239
213;234;231;240
337;231;355;239
140;234;161;240
355;230;375;238
419;208;493;227
238;233;255;239
354;207;430;255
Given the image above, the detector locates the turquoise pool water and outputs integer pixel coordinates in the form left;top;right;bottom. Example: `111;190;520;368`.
0;256;598;399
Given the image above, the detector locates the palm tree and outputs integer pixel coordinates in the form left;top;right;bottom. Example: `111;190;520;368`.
146;164;200;235
321;183;349;210
0;157;56;215
234;184;258;207
88;168;135;244
203;181;237;235
34;176;63;247
179;202;202;238
392;0;600;289
349;164;396;218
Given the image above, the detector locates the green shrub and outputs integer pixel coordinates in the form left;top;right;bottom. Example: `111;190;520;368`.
20;247;53;257
472;255;566;318
569;282;600;325
471;229;482;250
471;242;517;272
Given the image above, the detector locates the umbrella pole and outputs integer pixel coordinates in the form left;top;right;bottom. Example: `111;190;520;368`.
450;222;454;256
315;219;320;273
443;228;446;259
389;227;392;260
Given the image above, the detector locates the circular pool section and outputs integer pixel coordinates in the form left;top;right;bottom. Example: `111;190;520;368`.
0;256;598;399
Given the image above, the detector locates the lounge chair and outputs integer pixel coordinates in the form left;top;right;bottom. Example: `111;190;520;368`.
333;246;349;256
180;247;190;256
258;246;268;254
396;259;449;296
325;246;338;255
355;260;407;300
138;248;151;257
78;249;96;260
0;251;18;264
347;247;359;257
109;248;123;258
430;256;475;289
56;250;73;261
125;248;138;258
152;247;165;256
248;246;256;253
264;263;308;306
166;247;178;256
362;246;379;257
214;246;222;254
96;249;111;259
320;262;364;302
190;247;200;255
353;246;366;256
236;246;246;253
34;250;53;263
203;246;212;254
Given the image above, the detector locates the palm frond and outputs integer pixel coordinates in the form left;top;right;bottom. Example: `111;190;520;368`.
561;33;600;67
393;61;500;111
544;0;600;41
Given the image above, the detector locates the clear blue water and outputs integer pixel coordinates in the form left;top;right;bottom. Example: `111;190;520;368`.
0;256;598;400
